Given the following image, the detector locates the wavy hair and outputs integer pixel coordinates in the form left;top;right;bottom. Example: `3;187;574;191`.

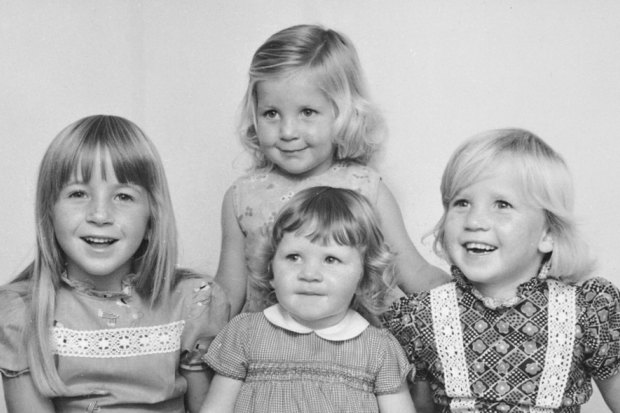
238;24;386;169
11;115;178;396
432;128;594;282
248;186;395;324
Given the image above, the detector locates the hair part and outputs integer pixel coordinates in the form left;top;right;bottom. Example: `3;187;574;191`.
14;114;178;396
248;186;395;323
432;128;594;281
238;24;386;169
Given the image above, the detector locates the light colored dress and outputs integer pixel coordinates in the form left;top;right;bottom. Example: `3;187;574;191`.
231;161;381;311
204;304;412;413
0;274;230;413
383;267;620;413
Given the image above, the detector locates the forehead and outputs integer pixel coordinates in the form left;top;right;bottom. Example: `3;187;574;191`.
256;72;327;104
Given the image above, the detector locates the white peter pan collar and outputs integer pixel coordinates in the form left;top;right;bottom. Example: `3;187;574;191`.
263;304;369;341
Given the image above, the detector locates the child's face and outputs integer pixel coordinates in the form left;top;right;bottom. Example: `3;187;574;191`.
443;163;553;298
255;72;336;179
53;150;151;291
271;231;363;330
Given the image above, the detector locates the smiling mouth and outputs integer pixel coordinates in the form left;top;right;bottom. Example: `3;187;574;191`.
279;147;307;154
82;237;118;246
464;242;497;254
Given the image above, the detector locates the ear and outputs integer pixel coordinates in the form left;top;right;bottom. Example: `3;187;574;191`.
538;229;554;254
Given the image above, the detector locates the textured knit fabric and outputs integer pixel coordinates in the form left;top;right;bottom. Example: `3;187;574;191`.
383;267;620;413
0;274;230;413
204;308;412;413
231;161;382;312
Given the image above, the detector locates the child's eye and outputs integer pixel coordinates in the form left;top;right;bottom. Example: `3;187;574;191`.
496;200;512;209
285;254;301;262
68;190;86;199
325;256;341;264
451;199;469;208
262;110;278;119
301;108;317;117
115;193;135;202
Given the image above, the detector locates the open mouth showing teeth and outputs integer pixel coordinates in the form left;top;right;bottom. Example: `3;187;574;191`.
464;242;496;254
83;237;117;246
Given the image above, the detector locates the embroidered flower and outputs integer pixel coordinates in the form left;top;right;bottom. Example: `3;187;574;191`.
525;362;541;375
520;302;537;317
474;320;489;332
521;322;539;336
495;340;509;354
472;339;487;353
523;340;538;355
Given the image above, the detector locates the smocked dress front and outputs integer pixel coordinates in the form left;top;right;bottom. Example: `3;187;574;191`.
204;304;412;412
383;267;620;413
0;274;230;413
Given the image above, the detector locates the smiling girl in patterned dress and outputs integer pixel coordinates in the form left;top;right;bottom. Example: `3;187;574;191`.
0;115;229;412
384;129;620;412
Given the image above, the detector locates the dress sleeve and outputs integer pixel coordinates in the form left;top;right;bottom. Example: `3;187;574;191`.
202;313;253;381
178;278;231;372
579;277;620;380
382;294;430;382
374;329;414;395
0;288;30;377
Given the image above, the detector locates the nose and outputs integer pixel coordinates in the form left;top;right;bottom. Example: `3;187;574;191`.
298;260;322;282
464;205;490;231
86;196;113;225
280;116;299;141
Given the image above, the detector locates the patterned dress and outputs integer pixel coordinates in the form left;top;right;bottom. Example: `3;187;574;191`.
204;304;413;413
0;274;229;413
383;267;620;413
231;161;381;311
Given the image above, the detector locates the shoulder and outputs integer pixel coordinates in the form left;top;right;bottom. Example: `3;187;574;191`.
0;282;30;320
577;276;620;309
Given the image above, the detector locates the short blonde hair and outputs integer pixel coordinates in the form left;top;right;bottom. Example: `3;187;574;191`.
433;128;593;281
248;186;395;323
238;24;385;169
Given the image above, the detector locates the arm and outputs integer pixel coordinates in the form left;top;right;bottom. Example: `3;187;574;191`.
199;374;243;413
3;374;55;413
182;368;213;413
377;383;417;413
596;373;620;412
214;187;248;317
411;380;438;413
375;182;449;293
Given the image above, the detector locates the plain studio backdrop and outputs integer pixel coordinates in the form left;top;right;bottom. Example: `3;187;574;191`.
1;1;619;412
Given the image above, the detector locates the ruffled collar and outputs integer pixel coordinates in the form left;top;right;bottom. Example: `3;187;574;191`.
263;304;369;341
451;265;550;310
60;272;135;299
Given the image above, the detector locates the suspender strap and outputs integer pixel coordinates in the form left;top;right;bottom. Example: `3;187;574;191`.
431;284;476;412
430;281;576;413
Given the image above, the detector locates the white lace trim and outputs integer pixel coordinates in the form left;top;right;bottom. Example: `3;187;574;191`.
431;284;476;412
431;282;576;413
535;281;576;409
52;321;185;358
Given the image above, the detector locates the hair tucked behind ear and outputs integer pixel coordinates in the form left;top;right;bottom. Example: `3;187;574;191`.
432;128;594;282
238;24;386;170
248;186;396;324
9;115;178;396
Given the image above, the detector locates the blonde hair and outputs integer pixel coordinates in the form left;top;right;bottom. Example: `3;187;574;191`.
238;24;386;169
248;187;395;324
12;115;178;396
433;128;593;281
